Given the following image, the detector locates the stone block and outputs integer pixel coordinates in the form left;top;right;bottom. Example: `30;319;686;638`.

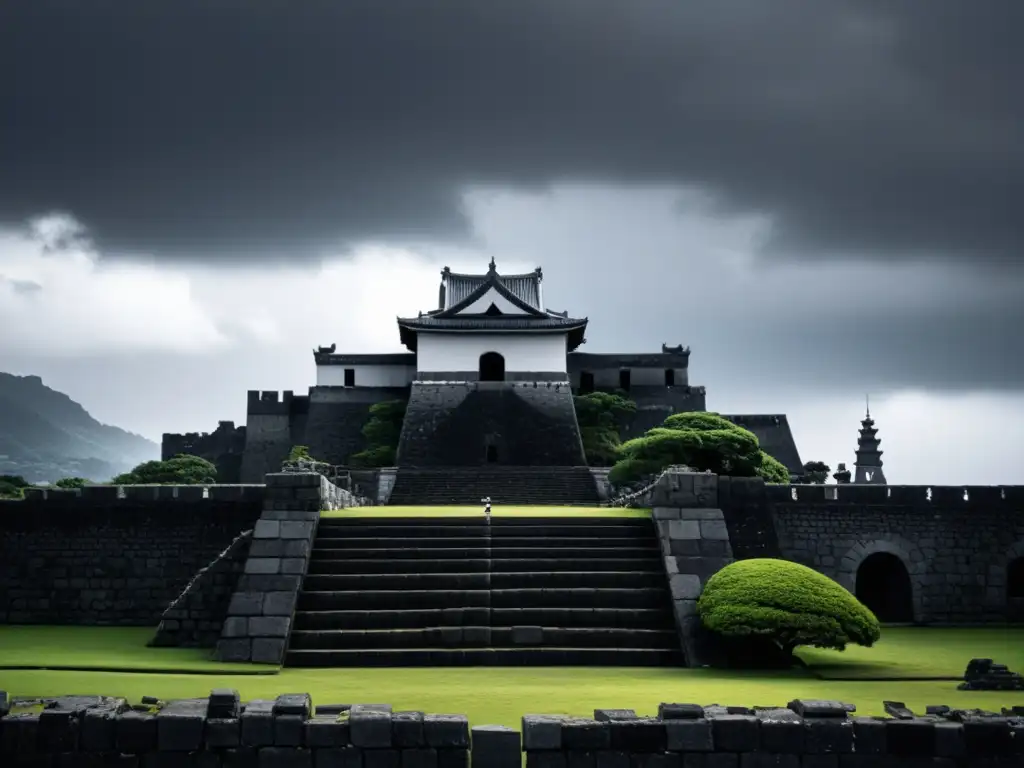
206;718;242;748
263;591;298;616
709;714;759;752
210;689;242;719
933;721;966;758
668;520;701;540
608;718;666;753
848;717;886;755
692;473;718;505
246;558;283;575
37;708;77;752
561;718;610;751
594;752;629;768
526;753;566;768
252;638;287;664
222;617;250;638
115;710;158;753
257;746;312;767
665;718;712;752
229;592;265;616
787;701;854;718
280;521;315;540
652;507;681;520
401;748;439;768
350;708;392;748
81;708;118;752
679;509;724;520
251;616;291;637
314;747;363;767
241;700;277;747
393;711;426;747
593;710;636;722
669;574;702;600
884;719;935;756
424;714;470;748
274;694;313;718
803;718;853;753
754;708;803;754
275;713;306;746
282;558;307;574
217;638;253;662
512;626;544;645
305;715;350;748
699;519;730;541
659;703;704;720
522;715;565;750
470;725;521;768
254;520;282;539
157;699;208;751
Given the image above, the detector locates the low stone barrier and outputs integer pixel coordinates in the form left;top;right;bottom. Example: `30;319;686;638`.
2;692;1022;767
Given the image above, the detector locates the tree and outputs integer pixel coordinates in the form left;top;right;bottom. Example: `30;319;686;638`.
287;445;315;462
0;474;30;500
698;559;881;658
111;454;217;485
609;412;791;485
55;477;90;489
574;392;637;466
350;399;408;467
800;461;831;484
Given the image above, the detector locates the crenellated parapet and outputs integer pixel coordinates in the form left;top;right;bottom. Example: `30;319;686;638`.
768;482;1024;506
246;390;311;417
161;420;247;462
12;483;267;504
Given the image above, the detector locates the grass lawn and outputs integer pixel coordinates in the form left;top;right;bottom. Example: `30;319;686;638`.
3;666;1023;729
0;626;278;674
321;506;651;519
797;626;1024;680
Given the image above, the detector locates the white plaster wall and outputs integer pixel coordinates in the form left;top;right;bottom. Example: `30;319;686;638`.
417;333;568;373
316;365;416;387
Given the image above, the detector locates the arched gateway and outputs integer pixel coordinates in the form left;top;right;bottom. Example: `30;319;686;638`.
479;351;505;382
855;552;915;623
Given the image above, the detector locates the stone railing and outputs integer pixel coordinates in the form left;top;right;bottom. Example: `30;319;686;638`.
1;693;1022;767
280;460;372;507
604;465;698;507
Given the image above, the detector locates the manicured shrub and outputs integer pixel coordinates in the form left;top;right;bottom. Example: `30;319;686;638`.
697;558;881;655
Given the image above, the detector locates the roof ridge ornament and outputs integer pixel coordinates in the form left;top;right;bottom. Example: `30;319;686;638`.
488;256;497;273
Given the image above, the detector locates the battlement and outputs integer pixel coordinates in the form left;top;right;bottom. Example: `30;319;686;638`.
10;483;266;504
161;422;247;463
246;390;310;416
769;482;1024;507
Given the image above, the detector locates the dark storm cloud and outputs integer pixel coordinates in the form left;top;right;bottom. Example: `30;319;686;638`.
2;0;1022;265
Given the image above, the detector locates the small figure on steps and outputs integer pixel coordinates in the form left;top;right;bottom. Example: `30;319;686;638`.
482;496;492;523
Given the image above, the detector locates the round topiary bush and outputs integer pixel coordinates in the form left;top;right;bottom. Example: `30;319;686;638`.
697;558;881;657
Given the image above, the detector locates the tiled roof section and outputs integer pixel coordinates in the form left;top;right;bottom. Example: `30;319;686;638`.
400;315;585;331
445;268;542;311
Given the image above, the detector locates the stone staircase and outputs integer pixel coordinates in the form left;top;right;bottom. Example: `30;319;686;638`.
286;516;683;666
386;467;601;506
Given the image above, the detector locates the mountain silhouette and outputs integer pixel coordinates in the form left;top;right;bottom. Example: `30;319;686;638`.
0;373;157;483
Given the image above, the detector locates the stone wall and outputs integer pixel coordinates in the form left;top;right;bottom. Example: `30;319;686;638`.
150;530;253;648
161;420;248;484
214;472;358;665
0;485;264;626
2;692;1021;768
397;381;586;466
768;483;1024;624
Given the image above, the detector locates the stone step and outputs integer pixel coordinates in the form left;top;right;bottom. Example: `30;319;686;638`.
297;587;671;611
319;517;652;528
292;607;677;631
306;557;664;575
284;647;683;667
312;535;654;550
303;571;667;592
288;626;680;650
308;546;661;560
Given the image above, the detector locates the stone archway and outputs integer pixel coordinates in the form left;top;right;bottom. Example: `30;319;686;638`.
855;552;914;623
836;537;924;623
479;352;505;382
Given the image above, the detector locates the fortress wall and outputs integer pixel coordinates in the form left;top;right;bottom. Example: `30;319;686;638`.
161;421;247;484
769;484;1024;624
0;485;264;626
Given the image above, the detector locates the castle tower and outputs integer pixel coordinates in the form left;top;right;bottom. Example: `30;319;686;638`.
853;398;887;485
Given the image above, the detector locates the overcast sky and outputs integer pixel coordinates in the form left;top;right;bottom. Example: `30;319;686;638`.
2;0;1023;484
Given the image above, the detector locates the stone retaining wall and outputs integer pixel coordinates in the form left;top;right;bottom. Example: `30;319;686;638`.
213;472;356;664
2;692;1021;767
0;485;264;626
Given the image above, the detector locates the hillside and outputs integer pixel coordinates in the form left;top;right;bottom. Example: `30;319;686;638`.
0;373;158;483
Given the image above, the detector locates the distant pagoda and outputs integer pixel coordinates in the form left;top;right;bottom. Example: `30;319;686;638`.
853;397;887;485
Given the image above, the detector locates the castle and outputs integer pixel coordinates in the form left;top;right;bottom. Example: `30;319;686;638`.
163;259;804;483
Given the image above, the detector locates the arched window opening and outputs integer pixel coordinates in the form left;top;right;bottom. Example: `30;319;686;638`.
1008;557;1024;599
